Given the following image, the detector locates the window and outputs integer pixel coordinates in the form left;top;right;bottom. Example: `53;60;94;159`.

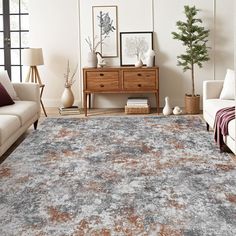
0;0;29;82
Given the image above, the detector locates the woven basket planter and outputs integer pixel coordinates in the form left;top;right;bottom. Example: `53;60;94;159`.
185;94;200;114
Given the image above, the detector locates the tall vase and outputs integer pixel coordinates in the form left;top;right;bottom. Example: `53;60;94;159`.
61;86;74;108
87;51;98;68
163;96;172;115
146;56;154;67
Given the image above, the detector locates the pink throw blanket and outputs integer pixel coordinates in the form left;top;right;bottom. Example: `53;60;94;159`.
214;106;235;151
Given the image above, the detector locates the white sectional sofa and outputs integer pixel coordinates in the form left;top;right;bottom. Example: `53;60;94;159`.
0;83;41;157
203;80;235;155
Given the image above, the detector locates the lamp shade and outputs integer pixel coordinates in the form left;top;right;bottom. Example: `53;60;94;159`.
22;48;44;66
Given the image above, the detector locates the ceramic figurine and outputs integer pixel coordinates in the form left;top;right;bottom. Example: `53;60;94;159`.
96;51;106;68
98;59;106;68
173;106;182;115
163;96;172;115
135;59;143;67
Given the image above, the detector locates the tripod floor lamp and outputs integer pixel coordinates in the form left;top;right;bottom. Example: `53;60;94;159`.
22;48;47;117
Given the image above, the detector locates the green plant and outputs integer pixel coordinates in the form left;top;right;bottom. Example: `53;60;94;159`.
172;5;210;96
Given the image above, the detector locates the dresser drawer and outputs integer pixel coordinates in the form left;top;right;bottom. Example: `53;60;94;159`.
123;70;157;90
86;71;118;80
86;71;119;91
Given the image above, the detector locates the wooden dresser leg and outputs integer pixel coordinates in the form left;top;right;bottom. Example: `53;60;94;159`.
83;93;87;116
155;92;159;114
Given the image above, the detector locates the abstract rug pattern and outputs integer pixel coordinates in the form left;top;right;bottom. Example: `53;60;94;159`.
0;116;236;236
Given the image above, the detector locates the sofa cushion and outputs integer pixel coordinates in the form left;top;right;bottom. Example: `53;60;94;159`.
204;99;235;119
219;69;235;100
0;101;38;125
0;83;15;107
0;115;21;145
0;71;19;100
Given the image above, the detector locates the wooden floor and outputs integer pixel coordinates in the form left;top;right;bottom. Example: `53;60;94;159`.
46;107;160;117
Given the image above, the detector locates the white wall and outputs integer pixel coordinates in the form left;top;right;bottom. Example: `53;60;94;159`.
29;0;80;107
29;0;234;109
214;0;234;80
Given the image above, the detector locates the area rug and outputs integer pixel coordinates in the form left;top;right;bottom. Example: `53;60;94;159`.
0;116;236;236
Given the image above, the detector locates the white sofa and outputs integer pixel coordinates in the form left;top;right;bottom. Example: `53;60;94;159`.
203;80;235;155
0;83;41;157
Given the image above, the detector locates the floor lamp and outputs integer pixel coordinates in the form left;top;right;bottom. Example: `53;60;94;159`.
22;48;47;117
22;48;44;85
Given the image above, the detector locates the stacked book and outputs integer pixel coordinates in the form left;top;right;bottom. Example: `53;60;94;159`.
126;97;149;107
58;106;80;116
125;97;150;114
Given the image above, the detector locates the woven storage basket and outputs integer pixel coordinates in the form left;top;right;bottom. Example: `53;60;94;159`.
125;105;150;114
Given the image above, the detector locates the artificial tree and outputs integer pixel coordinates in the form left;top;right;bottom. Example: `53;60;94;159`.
172;5;210;114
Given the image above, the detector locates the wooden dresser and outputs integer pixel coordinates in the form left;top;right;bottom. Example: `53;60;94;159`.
83;66;159;116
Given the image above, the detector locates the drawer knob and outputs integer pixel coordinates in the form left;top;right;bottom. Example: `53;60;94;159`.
100;84;104;88
138;84;142;87
137;73;142;76
100;73;104;76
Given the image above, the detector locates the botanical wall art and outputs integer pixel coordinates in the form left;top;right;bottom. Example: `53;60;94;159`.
92;5;118;58
120;32;153;66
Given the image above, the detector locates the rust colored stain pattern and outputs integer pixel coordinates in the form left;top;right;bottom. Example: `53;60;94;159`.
0;116;236;235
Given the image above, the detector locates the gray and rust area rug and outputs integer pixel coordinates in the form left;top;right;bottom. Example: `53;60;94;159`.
0;116;236;236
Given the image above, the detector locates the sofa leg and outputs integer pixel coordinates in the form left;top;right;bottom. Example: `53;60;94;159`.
206;123;209;131
34;120;38;130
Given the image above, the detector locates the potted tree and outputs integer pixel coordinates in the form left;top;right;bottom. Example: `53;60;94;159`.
172;5;210;114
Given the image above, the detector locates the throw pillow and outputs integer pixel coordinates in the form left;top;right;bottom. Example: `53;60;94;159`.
0;82;15;107
0;70;19;100
219;69;235;100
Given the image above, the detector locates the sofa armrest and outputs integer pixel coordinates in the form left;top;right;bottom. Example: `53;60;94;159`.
13;83;40;104
203;80;224;100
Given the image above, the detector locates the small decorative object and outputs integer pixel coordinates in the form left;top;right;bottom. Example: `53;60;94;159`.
85;36;108;67
61;60;78;108
172;5;210;114
96;51;106;68
173;106;182;115
98;59;106;68
163;96;172;116
93;6;118;57
135;59;143;67
120;31;153;66
146;49;155;67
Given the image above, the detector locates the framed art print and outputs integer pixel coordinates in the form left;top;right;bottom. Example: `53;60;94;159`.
92;5;118;58
120;31;153;66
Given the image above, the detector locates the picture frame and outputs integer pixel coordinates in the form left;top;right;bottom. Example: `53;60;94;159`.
120;31;153;66
92;5;118;58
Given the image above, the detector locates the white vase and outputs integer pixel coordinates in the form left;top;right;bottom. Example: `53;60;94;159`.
61;86;74;108
146;56;154;67
163;96;172;115
87;51;98;68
